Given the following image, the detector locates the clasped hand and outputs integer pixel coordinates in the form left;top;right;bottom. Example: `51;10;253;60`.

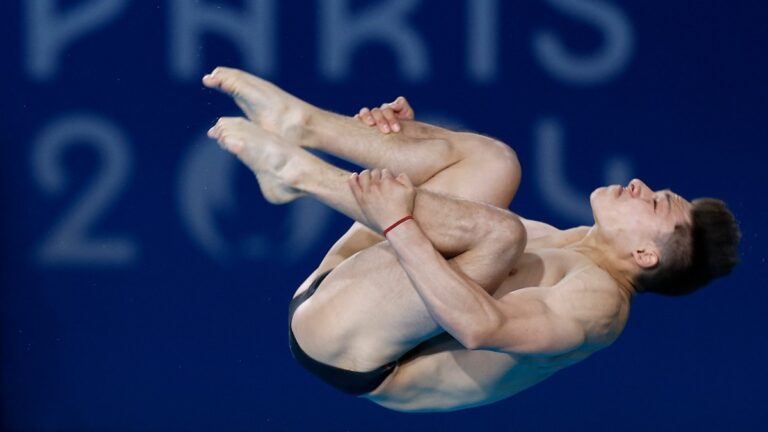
354;96;414;133
348;169;415;234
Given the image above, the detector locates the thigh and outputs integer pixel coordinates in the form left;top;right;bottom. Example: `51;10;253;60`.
291;241;440;371
291;221;383;300
290;230;515;372
405;124;521;209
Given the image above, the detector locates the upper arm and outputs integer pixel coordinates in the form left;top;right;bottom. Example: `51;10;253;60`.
474;290;587;356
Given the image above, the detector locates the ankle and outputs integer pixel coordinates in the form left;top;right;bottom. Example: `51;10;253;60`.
298;112;322;149
278;148;327;193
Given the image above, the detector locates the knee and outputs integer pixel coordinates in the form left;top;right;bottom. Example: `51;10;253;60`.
459;135;519;167
463;136;522;194
485;140;521;189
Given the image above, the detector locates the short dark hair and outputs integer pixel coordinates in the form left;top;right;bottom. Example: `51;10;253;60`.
634;198;741;296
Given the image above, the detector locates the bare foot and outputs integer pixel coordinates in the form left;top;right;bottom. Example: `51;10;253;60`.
202;67;313;142
208;117;305;204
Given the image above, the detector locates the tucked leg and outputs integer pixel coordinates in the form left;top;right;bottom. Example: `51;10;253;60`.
203;67;521;209
208;118;523;284
209;119;525;373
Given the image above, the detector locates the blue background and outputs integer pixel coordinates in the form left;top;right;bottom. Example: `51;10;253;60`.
2;1;767;430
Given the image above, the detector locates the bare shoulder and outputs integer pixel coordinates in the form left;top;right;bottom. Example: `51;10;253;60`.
546;259;630;346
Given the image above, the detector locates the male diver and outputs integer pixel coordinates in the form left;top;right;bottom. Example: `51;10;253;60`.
202;67;740;412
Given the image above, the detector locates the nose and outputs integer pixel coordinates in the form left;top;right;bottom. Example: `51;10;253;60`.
628;179;652;198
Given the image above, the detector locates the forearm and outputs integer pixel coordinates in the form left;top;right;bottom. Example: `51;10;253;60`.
386;221;504;349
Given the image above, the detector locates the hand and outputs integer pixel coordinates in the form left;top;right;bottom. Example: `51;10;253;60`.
354;96;414;134
348;169;416;234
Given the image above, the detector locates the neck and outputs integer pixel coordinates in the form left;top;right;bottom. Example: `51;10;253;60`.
566;226;638;300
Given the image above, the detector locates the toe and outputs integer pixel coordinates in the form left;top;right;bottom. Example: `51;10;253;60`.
202;73;220;88
212;66;237;76
208;119;225;139
210;117;255;154
208;67;248;96
202;67;233;94
216;127;244;153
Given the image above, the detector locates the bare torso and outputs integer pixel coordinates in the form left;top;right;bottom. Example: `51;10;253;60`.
365;230;632;412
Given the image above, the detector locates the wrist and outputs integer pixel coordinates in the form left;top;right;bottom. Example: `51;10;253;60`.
383;215;415;237
385;219;434;261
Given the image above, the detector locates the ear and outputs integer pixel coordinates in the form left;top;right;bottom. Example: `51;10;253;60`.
632;245;660;269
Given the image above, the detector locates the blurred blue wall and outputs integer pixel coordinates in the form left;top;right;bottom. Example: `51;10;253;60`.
2;1;767;430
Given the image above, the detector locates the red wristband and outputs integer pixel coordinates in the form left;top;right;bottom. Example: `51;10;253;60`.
383;215;415;237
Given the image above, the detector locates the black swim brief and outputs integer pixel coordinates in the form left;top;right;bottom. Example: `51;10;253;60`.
288;268;397;396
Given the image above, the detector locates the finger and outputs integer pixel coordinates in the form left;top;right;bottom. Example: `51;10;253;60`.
348;172;362;198
396;109;413;120
359;107;375;126
371;168;382;183
380;108;400;132
370;109;390;133
396;97;414;120
358;169;371;190
364;108;378;126
397;173;414;189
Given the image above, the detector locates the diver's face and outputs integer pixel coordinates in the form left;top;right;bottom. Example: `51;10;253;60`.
590;179;693;248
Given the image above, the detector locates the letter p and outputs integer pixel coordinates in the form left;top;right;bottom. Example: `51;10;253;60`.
25;0;128;81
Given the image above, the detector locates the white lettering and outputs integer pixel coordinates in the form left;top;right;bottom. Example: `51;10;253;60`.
534;118;633;224
25;0;128;80
169;0;276;81
319;0;429;82
32;114;138;266
533;0;633;85
466;0;499;83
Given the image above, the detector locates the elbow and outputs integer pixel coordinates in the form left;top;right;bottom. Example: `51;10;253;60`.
457;319;503;351
506;216;527;257
460;335;483;351
488;214;527;265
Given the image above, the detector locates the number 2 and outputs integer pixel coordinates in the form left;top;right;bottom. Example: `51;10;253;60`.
31;115;138;266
